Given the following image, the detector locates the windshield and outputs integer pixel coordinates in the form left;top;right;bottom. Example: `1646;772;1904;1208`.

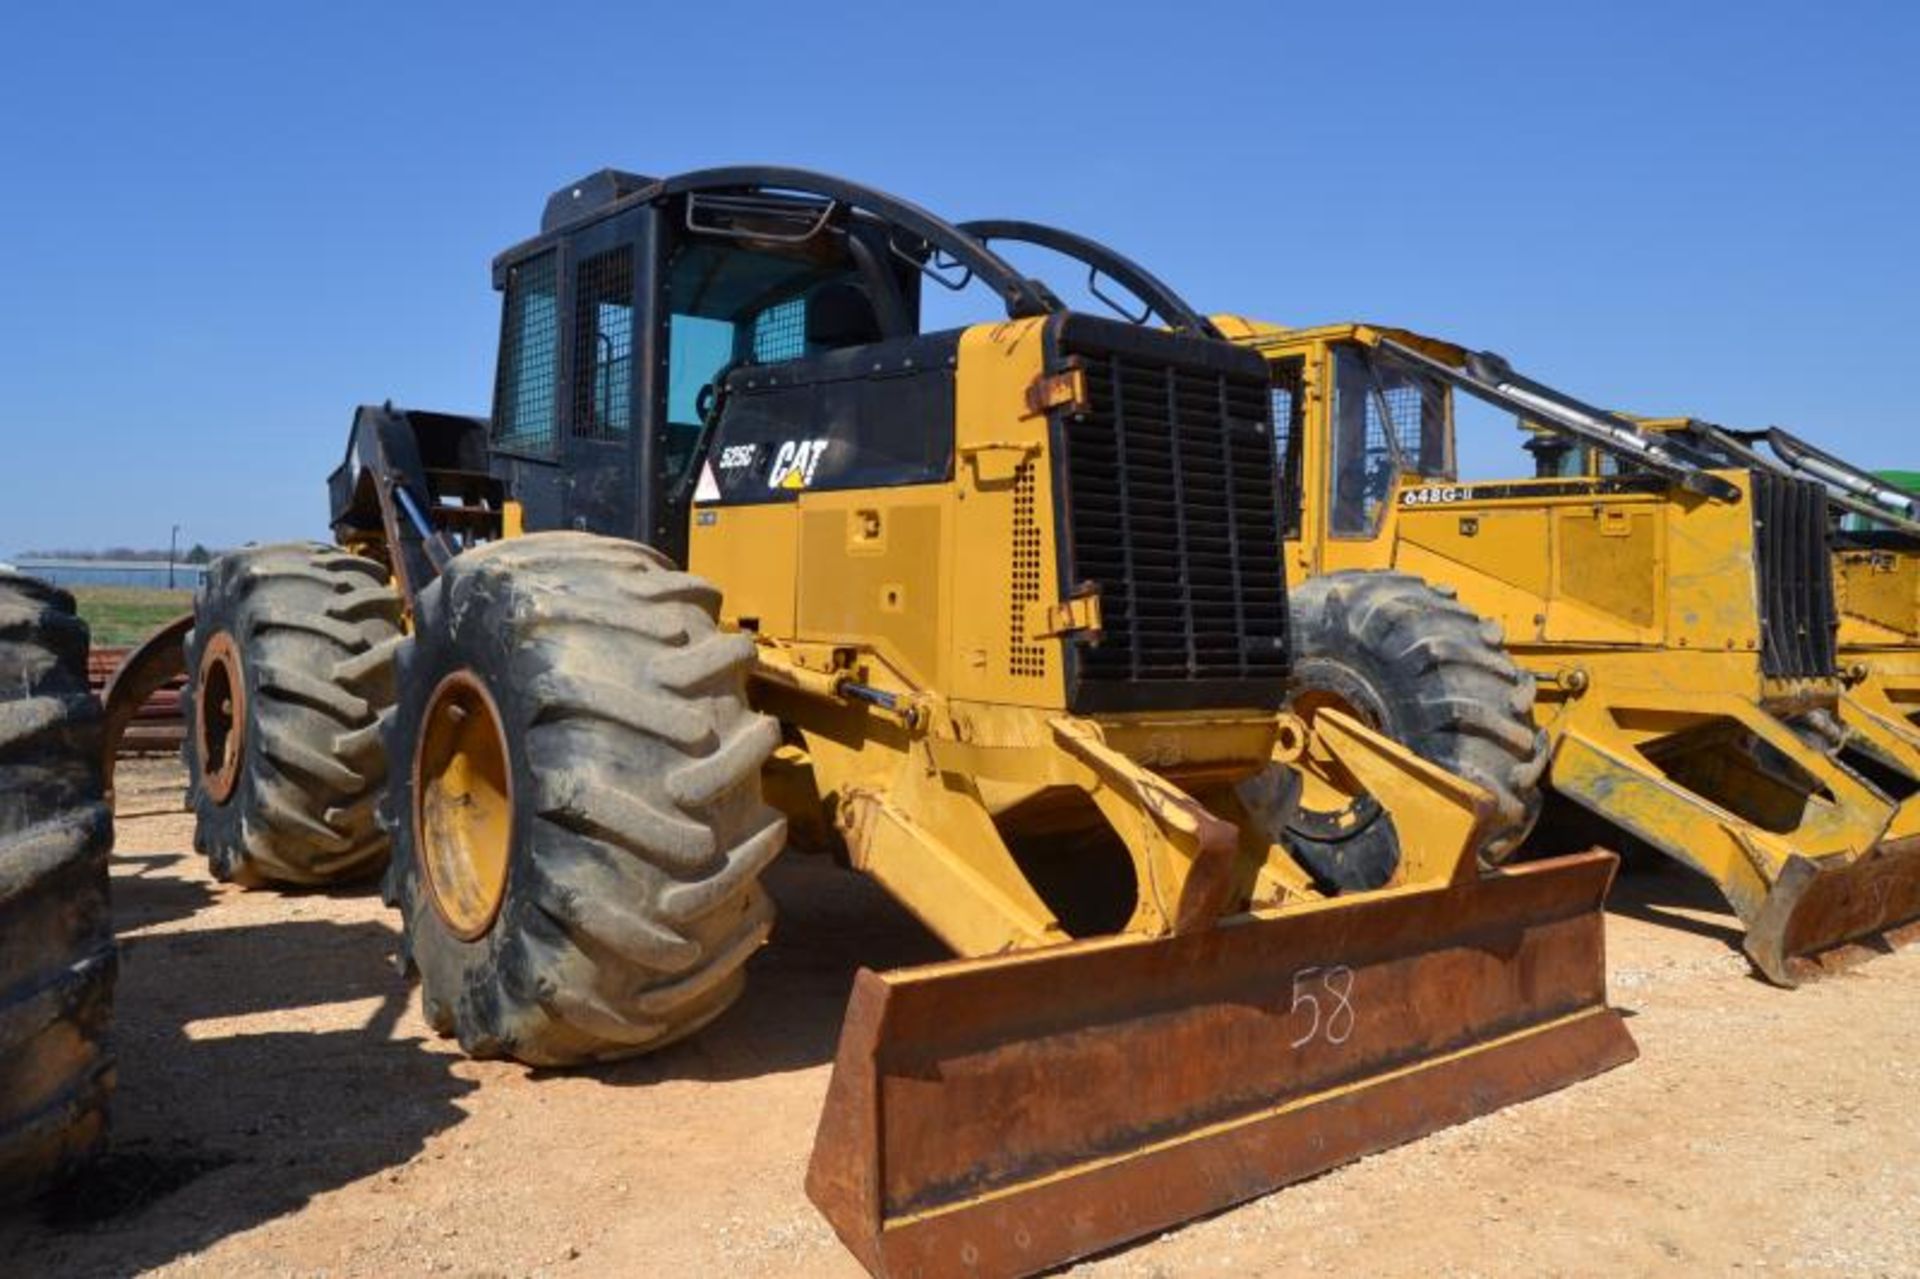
661;239;866;487
1329;344;1452;535
1369;338;1730;490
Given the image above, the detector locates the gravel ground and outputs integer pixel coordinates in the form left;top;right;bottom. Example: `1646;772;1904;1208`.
4;757;1917;1277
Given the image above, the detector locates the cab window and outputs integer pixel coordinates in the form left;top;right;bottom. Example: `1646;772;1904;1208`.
492;251;560;456
661;238;869;491
573;247;634;440
1329;344;1451;537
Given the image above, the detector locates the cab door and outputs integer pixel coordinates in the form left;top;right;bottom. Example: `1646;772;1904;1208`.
561;208;646;537
1315;341;1449;577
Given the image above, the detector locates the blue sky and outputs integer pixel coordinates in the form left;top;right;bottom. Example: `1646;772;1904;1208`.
2;1;1915;552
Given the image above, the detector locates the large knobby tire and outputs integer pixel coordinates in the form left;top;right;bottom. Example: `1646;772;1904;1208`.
185;544;402;886
0;573;115;1204
384;533;786;1066
1284;570;1547;891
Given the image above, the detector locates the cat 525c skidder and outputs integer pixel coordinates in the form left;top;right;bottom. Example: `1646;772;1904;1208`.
1215;316;1920;986
112;171;1632;1277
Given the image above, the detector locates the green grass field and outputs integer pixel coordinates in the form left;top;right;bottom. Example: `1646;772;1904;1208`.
70;586;193;648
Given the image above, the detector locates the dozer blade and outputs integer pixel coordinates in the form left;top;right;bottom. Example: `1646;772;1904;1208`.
807;850;1635;1279
1744;836;1920;984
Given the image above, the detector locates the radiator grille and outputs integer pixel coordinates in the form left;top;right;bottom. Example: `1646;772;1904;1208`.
1054;335;1289;709
1752;470;1839;679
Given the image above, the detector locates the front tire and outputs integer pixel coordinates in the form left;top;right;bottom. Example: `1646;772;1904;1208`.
1284;570;1547;891
184;544;402;886
385;533;785;1066
0;573;115;1203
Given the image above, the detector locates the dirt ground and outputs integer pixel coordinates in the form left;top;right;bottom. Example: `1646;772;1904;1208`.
5;758;1918;1278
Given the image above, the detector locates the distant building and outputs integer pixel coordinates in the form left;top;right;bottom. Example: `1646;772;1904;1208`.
13;559;207;590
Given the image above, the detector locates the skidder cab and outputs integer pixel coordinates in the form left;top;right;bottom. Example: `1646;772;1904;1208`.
1218;316;1920;984
138;173;1632;1278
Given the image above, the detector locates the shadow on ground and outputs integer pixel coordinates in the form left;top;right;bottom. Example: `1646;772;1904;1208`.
107;853;215;934
0;905;475;1275
1604;859;1748;950
578;851;948;1088
0;832;955;1272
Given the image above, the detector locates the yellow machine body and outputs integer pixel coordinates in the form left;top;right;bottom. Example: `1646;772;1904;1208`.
681;313;1633;1274
687;314;1567;952
1835;554;1920;785
1218;316;1920;984
1633;417;1920;758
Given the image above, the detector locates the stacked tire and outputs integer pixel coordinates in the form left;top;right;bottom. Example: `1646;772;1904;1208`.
0;572;115;1204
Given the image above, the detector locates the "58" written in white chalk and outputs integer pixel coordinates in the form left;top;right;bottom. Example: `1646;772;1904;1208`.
1288;965;1357;1047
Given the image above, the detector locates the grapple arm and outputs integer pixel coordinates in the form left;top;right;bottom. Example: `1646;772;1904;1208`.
99;611;191;802
327;405;495;608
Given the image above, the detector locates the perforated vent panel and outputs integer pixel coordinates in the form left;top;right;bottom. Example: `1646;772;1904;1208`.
1009;461;1047;678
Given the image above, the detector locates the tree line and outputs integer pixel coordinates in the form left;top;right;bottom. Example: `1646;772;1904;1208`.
21;545;221;564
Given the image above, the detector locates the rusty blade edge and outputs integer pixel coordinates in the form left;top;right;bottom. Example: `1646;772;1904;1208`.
866;1005;1636;1279
1745;836;1920;985
806;851;1633;1279
891;1006;1617;1229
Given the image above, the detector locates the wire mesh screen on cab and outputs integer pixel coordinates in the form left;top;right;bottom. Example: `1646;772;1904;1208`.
1270;357;1306;538
752;297;807;362
493;252;560;456
573;247;634;440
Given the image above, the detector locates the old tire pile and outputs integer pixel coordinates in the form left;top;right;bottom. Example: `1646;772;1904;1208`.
184;544;403;886
384;533;786;1065
0;572;115;1204
1284;569;1549;890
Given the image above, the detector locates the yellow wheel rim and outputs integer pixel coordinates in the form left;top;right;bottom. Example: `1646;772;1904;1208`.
414;670;514;941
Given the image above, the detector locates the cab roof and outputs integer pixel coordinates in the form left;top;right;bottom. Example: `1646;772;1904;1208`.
1209;315;1473;368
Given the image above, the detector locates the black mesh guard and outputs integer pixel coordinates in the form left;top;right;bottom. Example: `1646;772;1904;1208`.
1046;315;1291;714
1751;470;1840;680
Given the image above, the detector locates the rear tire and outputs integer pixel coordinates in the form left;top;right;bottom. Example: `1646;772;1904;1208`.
1284;570;1547;890
0;573;115;1204
384;533;785;1066
184;544;402;886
